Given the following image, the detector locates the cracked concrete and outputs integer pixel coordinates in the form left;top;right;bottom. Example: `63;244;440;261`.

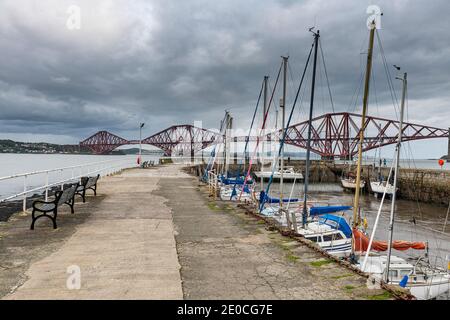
157;168;390;300
0;164;389;300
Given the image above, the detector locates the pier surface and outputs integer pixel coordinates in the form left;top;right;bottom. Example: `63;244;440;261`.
0;165;388;300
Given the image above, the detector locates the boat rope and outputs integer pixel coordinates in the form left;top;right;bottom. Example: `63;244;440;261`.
202;111;229;180
238;61;283;200
376;30;400;118
319;39;335;113
259;40;314;212
231;78;264;189
361;149;396;270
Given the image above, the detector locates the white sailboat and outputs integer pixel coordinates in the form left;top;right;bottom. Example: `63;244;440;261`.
370;148;396;196
341;177;366;190
258;30;353;257
349;20;450;299
370;180;395;196
255;165;304;181
358;254;450;300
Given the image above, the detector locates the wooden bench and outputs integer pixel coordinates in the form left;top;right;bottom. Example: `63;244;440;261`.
76;174;100;203
30;183;79;230
141;160;155;168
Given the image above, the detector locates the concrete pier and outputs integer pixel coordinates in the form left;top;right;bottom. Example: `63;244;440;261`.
1;164;390;300
1;166;185;299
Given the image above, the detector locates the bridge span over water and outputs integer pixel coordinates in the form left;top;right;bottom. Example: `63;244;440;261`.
80;112;449;159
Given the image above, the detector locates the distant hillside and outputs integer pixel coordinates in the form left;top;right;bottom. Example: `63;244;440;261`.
440;155;448;160
0;139;91;154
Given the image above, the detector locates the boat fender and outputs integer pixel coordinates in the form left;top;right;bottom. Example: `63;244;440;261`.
399;275;409;288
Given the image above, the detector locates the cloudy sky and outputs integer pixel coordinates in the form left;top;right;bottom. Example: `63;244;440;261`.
0;0;449;158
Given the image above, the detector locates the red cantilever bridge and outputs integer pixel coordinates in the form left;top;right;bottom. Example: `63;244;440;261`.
80;112;449;159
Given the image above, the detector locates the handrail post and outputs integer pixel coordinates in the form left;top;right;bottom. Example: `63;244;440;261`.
23;175;27;212
45;171;49;201
214;174;218;200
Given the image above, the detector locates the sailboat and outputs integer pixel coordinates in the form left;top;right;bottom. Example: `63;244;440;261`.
258;29;354;257
370;160;396;196
217;111;255;201
341;176;366;190
349;20;450;300
341;161;366;190
255;165;304;181
370;148;396;196
370;179;395;196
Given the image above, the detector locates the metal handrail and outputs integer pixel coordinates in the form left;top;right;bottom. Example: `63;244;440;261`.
0;159;121;182
0;159;135;211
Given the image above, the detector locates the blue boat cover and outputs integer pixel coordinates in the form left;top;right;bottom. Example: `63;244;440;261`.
231;186;237;199
220;176;253;185
230;185;250;200
309;205;352;216
259;191;299;204
318;214;352;238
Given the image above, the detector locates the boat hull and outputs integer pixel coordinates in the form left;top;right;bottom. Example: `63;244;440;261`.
370;181;396;195
341;178;365;189
255;172;304;181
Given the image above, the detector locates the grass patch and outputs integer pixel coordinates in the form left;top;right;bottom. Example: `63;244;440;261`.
223;205;234;212
207;202;220;211
366;291;393;300
344;285;355;291
310;259;334;267
256;219;266;225
286;254;299;262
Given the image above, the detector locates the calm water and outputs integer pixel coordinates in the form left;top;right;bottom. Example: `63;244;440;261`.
0;153;160;199
260;181;450;275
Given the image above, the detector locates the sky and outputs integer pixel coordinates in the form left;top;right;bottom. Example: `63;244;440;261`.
0;0;449;158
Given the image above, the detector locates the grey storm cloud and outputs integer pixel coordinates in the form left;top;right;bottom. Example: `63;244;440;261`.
0;0;449;154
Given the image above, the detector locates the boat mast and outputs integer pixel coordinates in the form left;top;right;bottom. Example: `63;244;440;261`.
261;76;268;191
302;29;320;227
222;111;230;176
385;72;407;282
352;21;376;229
280;56;288;210
225;114;232;177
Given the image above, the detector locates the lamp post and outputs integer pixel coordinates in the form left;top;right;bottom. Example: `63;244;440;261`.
139;123;145;167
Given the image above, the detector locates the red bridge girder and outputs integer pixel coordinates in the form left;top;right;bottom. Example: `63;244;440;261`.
282;112;449;158
79;112;449;157
79;125;221;155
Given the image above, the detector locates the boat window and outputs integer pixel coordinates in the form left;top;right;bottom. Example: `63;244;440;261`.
388;270;398;279
399;270;411;277
319;218;338;229
306;236;319;242
323;234;333;242
333;233;343;240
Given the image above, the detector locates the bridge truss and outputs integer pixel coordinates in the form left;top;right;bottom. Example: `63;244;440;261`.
80;112;449;158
